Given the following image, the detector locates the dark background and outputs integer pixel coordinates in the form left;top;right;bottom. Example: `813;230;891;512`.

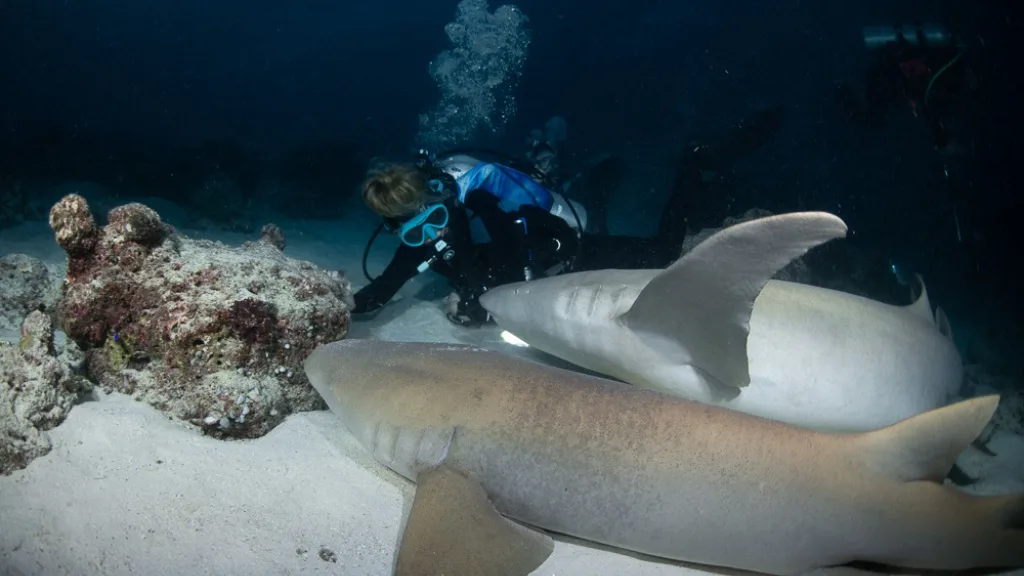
1;0;1021;317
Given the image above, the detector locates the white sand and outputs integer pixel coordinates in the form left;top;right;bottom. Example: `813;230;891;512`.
3;211;1024;576
0;391;703;576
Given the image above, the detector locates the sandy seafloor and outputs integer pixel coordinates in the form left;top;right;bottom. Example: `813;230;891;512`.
1;208;1022;576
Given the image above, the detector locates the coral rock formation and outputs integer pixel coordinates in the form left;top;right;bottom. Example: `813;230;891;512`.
0;254;61;332
259;223;286;251
1;311;90;475
49;194;354;438
49;193;100;257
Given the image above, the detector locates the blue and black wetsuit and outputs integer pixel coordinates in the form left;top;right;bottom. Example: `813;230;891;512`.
352;166;578;319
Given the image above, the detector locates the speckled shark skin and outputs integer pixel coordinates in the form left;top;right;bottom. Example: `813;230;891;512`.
304;338;1024;576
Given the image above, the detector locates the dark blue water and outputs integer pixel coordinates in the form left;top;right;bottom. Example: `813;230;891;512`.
1;0;1021;364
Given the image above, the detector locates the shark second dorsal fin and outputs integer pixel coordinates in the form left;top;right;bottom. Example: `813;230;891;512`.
904;274;936;325
395;464;554;576
858;395;1000;483
935;306;954;340
621;212;848;388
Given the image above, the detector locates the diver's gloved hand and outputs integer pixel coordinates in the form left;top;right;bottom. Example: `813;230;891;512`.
445;297;490;328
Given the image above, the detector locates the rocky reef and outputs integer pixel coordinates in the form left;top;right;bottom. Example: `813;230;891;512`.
0;254;62;333
1;311;91;475
48;194;354;439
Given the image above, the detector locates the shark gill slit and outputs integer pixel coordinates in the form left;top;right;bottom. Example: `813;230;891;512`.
565;286;581;320
587;284;603;318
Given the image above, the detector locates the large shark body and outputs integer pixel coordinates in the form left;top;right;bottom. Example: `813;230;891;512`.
479;212;963;432
304;339;1024;576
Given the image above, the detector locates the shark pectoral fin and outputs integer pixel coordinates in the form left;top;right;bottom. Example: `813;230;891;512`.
395;464;554;576
622;212;848;388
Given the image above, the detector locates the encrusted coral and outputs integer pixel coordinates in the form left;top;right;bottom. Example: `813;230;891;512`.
49;193;99;256
1;311;90;475
107;202;171;246
50;194;354;438
259;223;286;251
0;254;61;332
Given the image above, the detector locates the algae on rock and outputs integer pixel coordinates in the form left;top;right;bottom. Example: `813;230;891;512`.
49;194;354;439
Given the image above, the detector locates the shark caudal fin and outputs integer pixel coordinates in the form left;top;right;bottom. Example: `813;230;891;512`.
620;211;847;388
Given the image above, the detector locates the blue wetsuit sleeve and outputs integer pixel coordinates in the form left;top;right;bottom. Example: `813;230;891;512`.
458;163;554;211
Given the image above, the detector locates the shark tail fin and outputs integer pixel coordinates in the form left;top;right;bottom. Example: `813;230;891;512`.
858;395;1000;483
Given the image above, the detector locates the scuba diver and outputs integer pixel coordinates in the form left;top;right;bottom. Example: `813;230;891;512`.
839;22;982;271
839;22;976;153
353;106;786;327
353;151;587;326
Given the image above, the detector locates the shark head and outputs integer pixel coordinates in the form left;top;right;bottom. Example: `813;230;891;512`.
304;339;398;453
478;281;532;328
303;339;468;481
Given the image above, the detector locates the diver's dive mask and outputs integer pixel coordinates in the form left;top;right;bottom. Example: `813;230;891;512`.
388;202;450;248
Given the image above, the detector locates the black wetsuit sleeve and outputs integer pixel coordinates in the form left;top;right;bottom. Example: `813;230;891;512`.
352;243;426;313
461;189;523;263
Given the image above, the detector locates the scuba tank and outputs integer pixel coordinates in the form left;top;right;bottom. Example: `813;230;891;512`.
863;23;952;50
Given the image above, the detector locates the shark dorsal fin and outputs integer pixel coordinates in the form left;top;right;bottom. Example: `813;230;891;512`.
859;395;999;483
621;212;848;388
904;274;936;325
935;306;954;340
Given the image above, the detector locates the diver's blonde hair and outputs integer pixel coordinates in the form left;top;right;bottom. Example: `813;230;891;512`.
361;163;439;219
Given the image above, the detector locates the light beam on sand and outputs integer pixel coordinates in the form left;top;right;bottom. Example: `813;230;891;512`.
500;330;529;347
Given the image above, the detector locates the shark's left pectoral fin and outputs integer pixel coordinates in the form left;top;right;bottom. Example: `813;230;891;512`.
622;212;848;388
395;464;554;576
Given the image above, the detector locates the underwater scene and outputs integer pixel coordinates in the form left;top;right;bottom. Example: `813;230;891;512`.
1;0;1022;574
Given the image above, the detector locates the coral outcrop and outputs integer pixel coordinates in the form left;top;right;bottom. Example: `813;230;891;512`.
0;254;61;332
1;311;91;474
260;223;286;251
49;194;354;438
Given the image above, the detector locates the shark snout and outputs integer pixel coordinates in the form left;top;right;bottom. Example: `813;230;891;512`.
479;283;531;318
